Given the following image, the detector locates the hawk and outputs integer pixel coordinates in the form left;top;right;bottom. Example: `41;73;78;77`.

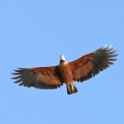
12;45;117;95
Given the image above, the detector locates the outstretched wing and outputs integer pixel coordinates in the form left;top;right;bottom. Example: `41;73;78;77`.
12;66;64;89
69;45;117;82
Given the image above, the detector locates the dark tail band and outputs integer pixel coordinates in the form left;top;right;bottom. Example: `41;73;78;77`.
67;83;78;95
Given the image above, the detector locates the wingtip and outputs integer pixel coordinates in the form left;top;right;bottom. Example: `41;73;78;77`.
102;44;108;48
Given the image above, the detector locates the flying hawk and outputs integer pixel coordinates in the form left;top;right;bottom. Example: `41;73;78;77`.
12;45;117;95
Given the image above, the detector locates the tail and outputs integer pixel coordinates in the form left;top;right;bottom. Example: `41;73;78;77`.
66;83;78;95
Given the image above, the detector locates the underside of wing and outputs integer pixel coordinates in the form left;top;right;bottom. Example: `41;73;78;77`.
12;66;64;89
69;45;118;82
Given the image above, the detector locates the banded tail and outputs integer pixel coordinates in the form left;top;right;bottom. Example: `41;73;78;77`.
66;83;78;95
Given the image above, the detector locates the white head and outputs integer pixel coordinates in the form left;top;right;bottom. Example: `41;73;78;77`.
60;54;66;63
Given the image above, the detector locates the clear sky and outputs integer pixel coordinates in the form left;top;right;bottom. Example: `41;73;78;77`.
0;0;124;124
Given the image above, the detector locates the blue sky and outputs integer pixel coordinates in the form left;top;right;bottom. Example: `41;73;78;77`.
0;0;124;124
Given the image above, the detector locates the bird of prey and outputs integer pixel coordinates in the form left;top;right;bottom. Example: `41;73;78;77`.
12;45;117;95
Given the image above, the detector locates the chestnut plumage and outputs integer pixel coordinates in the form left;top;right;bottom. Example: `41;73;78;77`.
12;45;117;95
